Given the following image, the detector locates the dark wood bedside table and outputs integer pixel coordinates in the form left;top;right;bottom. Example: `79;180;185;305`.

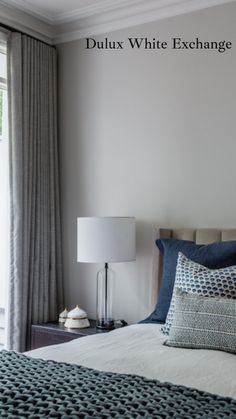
31;320;124;350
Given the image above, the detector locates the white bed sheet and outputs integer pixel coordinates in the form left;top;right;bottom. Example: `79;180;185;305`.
28;324;236;399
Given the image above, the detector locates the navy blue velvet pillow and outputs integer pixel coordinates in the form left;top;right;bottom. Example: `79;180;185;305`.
140;238;236;324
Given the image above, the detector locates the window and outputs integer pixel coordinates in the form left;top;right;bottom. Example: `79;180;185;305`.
0;35;9;348
0;46;8;140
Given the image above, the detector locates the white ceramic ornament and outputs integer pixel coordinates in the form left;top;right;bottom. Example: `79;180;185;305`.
64;305;90;329
59;308;68;323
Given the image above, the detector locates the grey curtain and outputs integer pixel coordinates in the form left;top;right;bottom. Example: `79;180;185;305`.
7;33;64;352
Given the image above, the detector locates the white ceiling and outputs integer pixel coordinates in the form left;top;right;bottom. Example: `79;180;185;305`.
19;0;99;18
0;0;235;44
6;0;98;21
2;0;139;23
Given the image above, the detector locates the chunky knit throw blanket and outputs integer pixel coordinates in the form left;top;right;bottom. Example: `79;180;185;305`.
0;350;235;418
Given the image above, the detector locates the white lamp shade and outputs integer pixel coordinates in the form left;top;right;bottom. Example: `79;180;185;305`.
77;217;136;263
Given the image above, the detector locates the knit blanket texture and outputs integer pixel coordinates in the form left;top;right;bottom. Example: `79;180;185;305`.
0;350;235;418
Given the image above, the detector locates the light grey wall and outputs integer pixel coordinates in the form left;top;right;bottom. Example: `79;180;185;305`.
57;2;236;322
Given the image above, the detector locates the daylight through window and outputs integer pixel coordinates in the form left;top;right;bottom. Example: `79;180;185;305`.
0;35;9;348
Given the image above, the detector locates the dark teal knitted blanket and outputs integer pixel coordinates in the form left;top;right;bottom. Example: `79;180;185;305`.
0;350;235;418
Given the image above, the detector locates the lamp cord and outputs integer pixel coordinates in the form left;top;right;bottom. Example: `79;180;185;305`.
114;319;128;327
104;262;108;321
104;263;127;327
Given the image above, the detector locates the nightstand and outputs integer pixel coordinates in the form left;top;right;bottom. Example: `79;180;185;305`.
31;320;124;350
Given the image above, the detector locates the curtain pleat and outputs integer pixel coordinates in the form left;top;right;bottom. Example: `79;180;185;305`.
7;33;64;352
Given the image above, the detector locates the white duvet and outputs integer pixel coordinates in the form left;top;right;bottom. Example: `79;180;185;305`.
28;324;236;399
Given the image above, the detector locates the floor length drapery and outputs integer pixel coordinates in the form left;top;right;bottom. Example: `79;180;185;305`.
7;32;63;352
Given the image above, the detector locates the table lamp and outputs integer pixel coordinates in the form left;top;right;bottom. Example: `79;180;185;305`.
77;217;136;330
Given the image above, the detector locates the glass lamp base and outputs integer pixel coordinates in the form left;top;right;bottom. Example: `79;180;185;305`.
96;263;115;330
96;317;115;330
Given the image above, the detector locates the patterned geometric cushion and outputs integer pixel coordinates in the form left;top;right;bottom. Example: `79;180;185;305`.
162;252;236;335
141;238;236;324
164;289;236;353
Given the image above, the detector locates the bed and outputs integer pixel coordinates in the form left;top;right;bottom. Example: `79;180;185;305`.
2;228;236;417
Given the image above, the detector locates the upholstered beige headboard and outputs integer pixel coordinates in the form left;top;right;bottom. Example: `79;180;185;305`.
150;228;236;311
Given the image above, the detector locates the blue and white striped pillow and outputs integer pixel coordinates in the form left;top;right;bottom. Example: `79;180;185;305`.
164;289;236;354
162;252;236;335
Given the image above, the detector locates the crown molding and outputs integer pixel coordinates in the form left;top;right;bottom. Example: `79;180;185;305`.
0;0;235;45
53;0;236;44
54;0;142;24
1;0;142;24
0;0;53;23
0;0;54;43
